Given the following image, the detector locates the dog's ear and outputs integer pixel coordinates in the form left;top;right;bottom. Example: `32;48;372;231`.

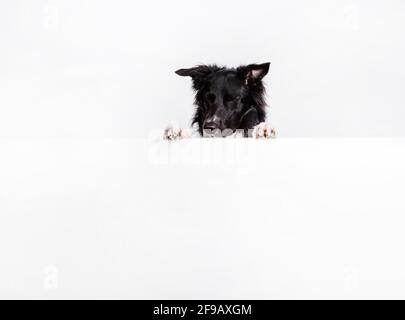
175;68;198;77
237;62;270;83
175;65;222;90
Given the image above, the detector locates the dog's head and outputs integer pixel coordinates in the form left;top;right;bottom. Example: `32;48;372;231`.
175;63;270;136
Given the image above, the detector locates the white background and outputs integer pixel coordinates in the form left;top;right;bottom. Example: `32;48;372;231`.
2;138;405;299
2;1;405;300
1;0;405;138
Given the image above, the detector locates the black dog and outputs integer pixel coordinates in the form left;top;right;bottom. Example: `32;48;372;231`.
175;62;270;137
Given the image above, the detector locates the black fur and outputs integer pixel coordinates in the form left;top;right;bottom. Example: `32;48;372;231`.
175;62;270;136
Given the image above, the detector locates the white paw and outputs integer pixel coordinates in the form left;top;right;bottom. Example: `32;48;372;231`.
252;122;277;139
163;124;191;141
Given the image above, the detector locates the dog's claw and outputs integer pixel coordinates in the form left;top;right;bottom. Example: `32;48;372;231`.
252;122;277;139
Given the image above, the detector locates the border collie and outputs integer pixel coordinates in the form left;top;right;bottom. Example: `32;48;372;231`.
165;62;275;139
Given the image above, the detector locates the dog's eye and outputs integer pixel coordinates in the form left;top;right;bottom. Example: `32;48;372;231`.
206;93;216;103
224;95;240;102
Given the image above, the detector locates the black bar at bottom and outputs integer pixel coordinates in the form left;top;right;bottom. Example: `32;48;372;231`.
0;300;401;318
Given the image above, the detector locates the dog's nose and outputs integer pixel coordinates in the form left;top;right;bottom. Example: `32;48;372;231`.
204;117;221;130
204;121;219;130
